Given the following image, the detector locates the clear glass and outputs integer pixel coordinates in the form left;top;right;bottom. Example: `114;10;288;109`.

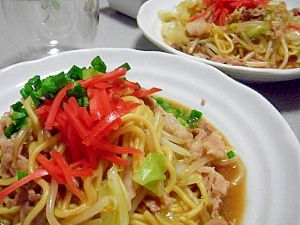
2;0;99;61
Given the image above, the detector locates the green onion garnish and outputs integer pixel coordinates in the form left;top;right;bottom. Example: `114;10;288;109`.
91;56;107;73
17;171;28;180
118;62;131;71
11;101;23;111
227;150;235;159
4;102;29;138
67;82;89;107
68;65;83;80
4;123;16;138
153;97;202;128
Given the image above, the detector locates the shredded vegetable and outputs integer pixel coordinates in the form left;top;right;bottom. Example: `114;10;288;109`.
4;102;28;138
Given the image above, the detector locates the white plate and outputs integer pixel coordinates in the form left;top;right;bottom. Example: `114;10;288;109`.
137;0;300;82
0;48;300;224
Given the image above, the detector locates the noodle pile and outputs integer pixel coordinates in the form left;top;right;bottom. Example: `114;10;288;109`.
158;0;300;69
0;58;245;225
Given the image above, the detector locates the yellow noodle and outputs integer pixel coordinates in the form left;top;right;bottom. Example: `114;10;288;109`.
57;191;72;211
214;32;234;54
195;180;209;206
46;179;60;225
143;210;161;225
130;213;147;221
0;176;17;186
179;216;199;225
121;114;162;154
173;185;197;209
182;186;200;205
91;163;106;193
0;206;21;214
183;200;205;219
54;203;89;219
28;133;61;173
83;175;98;206
23;97;41;135
164;159;177;195
130;221;150;225
11;126;30;167
231;34;253;50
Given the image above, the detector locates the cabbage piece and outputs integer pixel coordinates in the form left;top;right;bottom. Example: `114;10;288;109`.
133;152;166;195
245;25;270;39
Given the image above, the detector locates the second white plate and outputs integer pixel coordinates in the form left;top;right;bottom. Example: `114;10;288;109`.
137;0;300;82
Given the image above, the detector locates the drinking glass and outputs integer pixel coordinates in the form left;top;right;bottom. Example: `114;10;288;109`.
2;0;99;61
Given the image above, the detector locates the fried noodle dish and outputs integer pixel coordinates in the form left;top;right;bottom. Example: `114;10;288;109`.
158;0;300;69
0;56;245;225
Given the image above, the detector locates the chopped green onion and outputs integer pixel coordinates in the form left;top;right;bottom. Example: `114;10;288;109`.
10;111;27;120
52;72;71;89
4;123;16;138
28;75;42;89
20;75;42;99
5;104;29;138
178;117;187;126
77;97;89;107
227;150;235;159
17;171;28;180
30;92;42;107
153;97;202;128
68;65;83;80
174;108;187;118
91;56;107;73
118;62;131;71
186;109;202;128
15;117;28;129
67;82;89;107
41;77;59;93
11;101;23;111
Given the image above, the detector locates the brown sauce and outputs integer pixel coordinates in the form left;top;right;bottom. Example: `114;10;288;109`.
216;162;247;224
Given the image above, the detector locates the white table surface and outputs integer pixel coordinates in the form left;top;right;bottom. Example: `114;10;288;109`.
0;0;299;142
